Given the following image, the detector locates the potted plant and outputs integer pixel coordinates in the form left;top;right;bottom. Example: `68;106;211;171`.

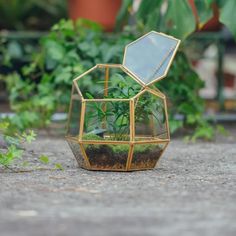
66;31;180;171
68;0;122;31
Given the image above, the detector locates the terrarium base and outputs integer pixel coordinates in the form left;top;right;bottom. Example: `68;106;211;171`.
80;166;156;172
66;137;168;172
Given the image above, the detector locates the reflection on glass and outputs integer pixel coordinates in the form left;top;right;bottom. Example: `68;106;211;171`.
123;32;179;84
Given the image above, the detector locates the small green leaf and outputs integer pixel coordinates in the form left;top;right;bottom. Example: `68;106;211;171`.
8;145;23;158
216;125;229;136
0;122;9;132
45;39;65;61
39;155;49;164
23;130;37;143
0;145;23;167
191;125;214;141
78;42;90;51
22;161;29;167
169;120;183;133
85;92;94;99
54;163;64;170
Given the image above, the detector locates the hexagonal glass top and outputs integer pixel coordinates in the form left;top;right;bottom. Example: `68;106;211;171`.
123;31;180;85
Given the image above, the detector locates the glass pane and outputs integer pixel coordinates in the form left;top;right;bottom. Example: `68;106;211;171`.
83;144;129;170
130;143;166;169
83;101;130;141
123;32;179;84
67;96;81;137
134;91;168;140
67;139;85;168
76;66;141;99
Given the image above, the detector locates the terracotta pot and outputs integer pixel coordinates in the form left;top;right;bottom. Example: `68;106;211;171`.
188;0;221;31
68;0;122;31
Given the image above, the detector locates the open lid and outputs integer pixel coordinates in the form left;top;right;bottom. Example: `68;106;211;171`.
123;31;180;86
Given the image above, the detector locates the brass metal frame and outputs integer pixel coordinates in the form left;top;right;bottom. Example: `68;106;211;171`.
66;31;181;171
122;31;181;86
66;71;170;171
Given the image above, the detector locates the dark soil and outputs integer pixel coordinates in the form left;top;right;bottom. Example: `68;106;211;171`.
84;144;164;170
85;145;127;170
131;148;163;169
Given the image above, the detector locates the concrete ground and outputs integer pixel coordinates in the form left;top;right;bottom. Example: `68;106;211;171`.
0;127;236;236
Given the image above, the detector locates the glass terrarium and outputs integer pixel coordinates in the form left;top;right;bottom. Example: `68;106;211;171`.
66;31;180;171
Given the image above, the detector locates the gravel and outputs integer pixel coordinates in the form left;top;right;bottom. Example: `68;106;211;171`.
0;127;236;236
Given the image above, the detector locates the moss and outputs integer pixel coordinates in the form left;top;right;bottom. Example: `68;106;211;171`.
82;133;103;141
82;134;160;154
133;144;157;154
80;134;163;169
111;144;159;154
82;134;103;150
110;144;129;153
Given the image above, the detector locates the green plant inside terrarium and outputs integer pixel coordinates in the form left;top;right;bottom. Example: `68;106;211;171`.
74;71;167;168
82;72;166;141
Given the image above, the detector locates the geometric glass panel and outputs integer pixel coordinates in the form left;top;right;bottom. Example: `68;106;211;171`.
130;143;167;169
67;91;82;137
67;139;85;167
83;100;130;141
83;143;130;170
134;91;168;140
123;31;180;84
75;66;141;99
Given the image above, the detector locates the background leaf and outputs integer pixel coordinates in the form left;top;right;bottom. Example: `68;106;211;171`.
219;0;236;40
115;0;133;31
194;0;213;29
164;0;196;40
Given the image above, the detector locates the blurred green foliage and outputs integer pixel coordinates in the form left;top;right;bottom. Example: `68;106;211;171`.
1;18;212;140
0;121;36;169
1;19;135;132
115;0;234;139
2;0;233;140
84;74;166;141
0;121;63;171
116;0;236;40
0;0;67;30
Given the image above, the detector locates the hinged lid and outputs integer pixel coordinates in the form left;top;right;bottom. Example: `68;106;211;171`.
123;31;180;86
